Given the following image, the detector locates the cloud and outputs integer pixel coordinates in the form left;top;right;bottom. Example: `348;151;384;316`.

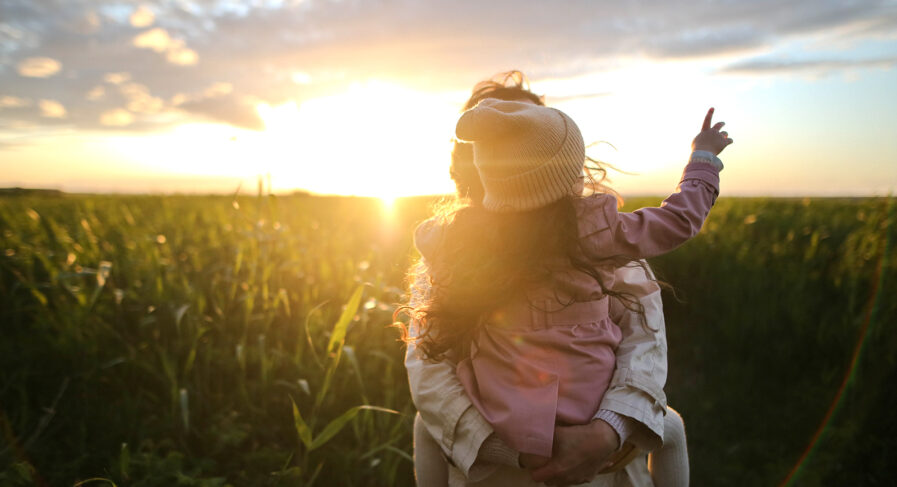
71;11;102;35
0;96;31;108
545;92;612;103
166;46;198;66
133;28;198;65
104;72;131;85
86;86;105;101
0;140;26;150
719;56;897;76
133;28;172;53
39;99;66;118
100;108;135;126
204;82;233;97
120;82;165;113
645;26;770;59
130;5;155;28
17;57;62;78
178;94;264;131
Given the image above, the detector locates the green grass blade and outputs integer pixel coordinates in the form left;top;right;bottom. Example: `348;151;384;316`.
290;395;313;449
309;405;399;451
304;301;328;370
327;285;364;355
73;478;118;487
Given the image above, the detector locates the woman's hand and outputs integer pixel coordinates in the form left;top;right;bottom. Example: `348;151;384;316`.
692;107;733;155
519;453;551;469
527;419;620;486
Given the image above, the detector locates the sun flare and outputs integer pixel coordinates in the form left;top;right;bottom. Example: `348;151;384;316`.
378;194;398;209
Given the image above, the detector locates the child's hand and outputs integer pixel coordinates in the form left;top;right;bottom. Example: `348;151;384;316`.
519;452;550;469
692;107;733;155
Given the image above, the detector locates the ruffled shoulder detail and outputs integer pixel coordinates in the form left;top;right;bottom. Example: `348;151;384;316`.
575;193;617;240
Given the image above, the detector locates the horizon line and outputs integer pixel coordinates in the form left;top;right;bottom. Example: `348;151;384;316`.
1;187;893;199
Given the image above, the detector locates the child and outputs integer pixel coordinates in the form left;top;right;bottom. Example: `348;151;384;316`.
410;99;730;484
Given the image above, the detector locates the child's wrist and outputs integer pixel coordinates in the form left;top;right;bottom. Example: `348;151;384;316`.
689;150;724;171
692;145;718;153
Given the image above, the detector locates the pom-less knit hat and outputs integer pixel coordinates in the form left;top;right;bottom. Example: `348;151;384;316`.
455;98;585;212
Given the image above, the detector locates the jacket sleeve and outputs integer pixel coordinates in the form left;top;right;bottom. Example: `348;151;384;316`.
582;161;720;259
405;261;499;478
598;261;668;450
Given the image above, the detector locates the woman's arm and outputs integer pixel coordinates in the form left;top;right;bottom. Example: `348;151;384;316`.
404;265;499;479
597;261;668;450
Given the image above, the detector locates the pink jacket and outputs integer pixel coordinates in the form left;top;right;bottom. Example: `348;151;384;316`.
415;161;720;458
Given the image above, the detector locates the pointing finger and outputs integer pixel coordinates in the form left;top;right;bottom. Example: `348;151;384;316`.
702;107;714;131
713;121;725;131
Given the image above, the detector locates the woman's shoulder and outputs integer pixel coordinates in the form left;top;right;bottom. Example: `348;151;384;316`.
413;217;446;261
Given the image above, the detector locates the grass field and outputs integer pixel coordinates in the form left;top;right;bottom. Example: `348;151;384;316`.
1;192;895;486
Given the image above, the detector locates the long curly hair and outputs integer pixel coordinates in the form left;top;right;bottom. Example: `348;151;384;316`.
403;193;649;362
398;71;645;362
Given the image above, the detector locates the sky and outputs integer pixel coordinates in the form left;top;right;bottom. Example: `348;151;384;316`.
1;0;896;198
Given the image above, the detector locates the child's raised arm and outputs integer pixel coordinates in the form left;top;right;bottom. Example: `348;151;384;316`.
580;108;732;259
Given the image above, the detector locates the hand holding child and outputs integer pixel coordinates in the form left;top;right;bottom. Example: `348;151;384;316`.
692;107;733;155
528;419;620;486
519;452;551;469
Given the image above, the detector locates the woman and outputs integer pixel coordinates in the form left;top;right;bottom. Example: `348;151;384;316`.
405;71;688;487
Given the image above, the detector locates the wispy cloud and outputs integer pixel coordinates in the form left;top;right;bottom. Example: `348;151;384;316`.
16;57;62;77
133;27;198;65
545;91;612;103
0;95;30;108
38;99;66;118
130;5;155;28
179;93;264;130
719;56;897;76
99;108;135;126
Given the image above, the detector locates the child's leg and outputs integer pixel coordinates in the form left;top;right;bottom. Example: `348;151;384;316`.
414;412;449;487
648;406;689;487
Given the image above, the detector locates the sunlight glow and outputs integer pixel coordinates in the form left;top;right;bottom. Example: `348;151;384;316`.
104;123;260;178
378;194;398;211
82;82;461;197
254;80;459;198
549;62;725;175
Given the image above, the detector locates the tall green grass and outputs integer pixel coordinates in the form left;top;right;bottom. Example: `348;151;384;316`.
0;193;894;486
1;192;419;486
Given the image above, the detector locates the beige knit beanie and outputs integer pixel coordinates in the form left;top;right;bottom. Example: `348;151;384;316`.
455;98;585;212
